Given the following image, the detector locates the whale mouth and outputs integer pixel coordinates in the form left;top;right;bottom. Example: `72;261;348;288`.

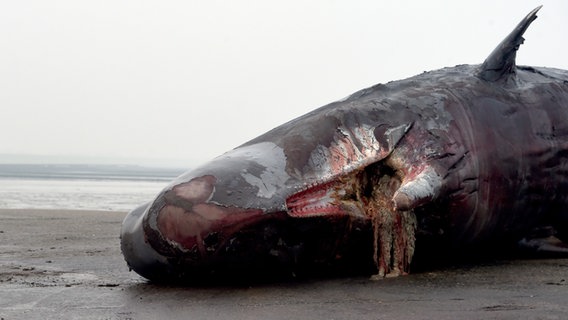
285;177;368;219
286;181;348;217
285;162;399;219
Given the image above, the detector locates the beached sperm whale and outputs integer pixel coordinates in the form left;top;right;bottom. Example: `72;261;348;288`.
121;6;568;282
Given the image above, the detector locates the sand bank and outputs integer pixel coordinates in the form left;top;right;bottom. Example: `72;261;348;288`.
0;209;567;319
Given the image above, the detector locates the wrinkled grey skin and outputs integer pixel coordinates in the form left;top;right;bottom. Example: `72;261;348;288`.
121;7;568;282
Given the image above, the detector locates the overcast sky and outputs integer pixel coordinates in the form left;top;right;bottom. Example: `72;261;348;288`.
1;1;567;167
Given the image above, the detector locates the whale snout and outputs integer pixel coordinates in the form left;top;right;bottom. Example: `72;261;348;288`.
120;202;172;281
120;174;282;281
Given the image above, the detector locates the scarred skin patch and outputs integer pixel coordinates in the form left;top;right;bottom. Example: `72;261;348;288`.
155;175;266;256
172;175;216;203
157;205;205;248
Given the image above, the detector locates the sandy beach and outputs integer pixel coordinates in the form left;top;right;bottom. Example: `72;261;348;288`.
1;208;567;319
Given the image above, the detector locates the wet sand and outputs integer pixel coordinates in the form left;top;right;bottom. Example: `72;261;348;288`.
0;209;567;319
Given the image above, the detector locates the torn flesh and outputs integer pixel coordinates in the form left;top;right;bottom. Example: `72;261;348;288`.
286;163;418;278
366;173;417;278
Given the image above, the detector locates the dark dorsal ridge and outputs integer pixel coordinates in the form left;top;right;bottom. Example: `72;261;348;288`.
477;6;542;82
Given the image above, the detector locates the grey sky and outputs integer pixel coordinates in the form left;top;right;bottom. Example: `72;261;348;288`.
1;1;567;167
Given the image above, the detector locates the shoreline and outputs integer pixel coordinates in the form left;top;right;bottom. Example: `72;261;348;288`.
1;208;567;319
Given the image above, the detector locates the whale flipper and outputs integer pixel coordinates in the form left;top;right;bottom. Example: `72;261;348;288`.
392;166;442;211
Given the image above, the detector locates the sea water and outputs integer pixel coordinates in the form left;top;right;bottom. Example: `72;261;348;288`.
0;164;186;212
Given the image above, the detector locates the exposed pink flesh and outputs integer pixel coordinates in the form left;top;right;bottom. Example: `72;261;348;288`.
286;181;346;217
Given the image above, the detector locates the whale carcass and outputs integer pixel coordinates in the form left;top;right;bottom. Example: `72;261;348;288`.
121;6;568;282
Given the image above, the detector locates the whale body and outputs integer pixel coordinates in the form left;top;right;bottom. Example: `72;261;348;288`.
121;6;568;282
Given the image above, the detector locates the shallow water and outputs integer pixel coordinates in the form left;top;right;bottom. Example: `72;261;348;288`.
0;164;185;212
0;178;169;212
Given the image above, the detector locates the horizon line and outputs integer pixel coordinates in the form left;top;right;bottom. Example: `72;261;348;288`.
0;153;199;169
